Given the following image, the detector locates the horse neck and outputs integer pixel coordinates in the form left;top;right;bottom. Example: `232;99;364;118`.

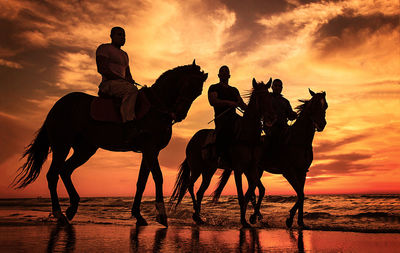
239;99;261;143
150;79;178;110
290;112;315;146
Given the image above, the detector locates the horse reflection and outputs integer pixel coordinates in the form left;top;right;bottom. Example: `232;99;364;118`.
239;228;262;253
130;227;167;253
289;229;305;253
47;223;76;253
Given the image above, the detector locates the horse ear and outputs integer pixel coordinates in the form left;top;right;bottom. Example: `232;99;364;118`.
203;73;208;81
252;78;257;88
309;88;315;96
266;77;272;89
192;59;196;66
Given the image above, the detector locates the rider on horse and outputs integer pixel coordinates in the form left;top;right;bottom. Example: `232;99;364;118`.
96;26;139;140
208;65;247;166
265;79;297;150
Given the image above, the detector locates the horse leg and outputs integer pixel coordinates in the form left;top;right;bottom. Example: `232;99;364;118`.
249;169;265;224
249;179;265;225
150;157;168;227
187;171;201;223
60;144;97;221
284;172;304;228
193;168;216;224
242;171;259;227
234;170;250;228
132;156;151;226
296;172;307;227
47;146;69;223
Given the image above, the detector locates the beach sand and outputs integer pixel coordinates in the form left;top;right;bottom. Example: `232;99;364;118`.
0;223;399;252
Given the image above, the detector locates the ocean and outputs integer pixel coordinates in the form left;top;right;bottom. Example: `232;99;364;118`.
1;194;399;233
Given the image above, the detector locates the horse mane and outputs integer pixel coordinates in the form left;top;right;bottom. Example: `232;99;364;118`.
295;99;310;115
152;64;201;88
241;89;253;103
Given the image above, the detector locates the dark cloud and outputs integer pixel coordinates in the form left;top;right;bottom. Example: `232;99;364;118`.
313;12;399;54
309;159;370;177
313;134;368;154
217;0;295;55
309;151;375;177
317;152;371;161
296;0;343;4
306;176;336;184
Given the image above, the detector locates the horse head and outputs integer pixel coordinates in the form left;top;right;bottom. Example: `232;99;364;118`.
250;78;276;127
153;60;208;123
306;89;328;132
172;61;208;122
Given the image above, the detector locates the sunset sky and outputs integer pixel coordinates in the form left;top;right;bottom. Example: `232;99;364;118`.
0;0;399;198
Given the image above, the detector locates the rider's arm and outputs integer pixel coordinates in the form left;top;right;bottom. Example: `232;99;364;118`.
125;66;136;85
236;94;247;111
208;91;237;107
96;55;123;81
286;101;297;120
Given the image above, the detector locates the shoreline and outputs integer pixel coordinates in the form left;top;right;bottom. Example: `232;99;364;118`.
0;218;399;234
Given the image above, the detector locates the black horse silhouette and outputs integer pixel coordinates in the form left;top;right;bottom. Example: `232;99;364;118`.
213;89;328;228
170;78;276;227
13;61;208;227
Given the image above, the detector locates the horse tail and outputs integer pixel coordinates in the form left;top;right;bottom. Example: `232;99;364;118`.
12;125;50;189
211;169;232;203
170;159;191;207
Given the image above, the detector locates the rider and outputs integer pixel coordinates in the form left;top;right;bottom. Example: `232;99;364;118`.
266;79;297;149
208;65;247;165
96;27;139;140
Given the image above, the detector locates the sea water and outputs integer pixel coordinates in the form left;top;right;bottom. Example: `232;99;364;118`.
0;195;399;232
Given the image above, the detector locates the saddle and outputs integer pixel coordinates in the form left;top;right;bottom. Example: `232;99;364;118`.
90;89;151;123
200;119;243;163
201;130;217;161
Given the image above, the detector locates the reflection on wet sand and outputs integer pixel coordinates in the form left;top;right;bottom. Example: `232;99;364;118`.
45;222;306;252
130;226;167;253
129;225;305;252
47;223;76;253
289;229;305;253
239;228;261;252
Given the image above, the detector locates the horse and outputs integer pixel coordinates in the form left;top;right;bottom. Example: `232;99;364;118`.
12;61;208;227
212;89;328;228
170;78;276;227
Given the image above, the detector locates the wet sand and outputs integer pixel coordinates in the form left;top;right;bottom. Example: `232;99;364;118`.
0;223;399;252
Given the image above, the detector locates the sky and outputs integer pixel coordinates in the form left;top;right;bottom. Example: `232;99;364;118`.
0;0;399;198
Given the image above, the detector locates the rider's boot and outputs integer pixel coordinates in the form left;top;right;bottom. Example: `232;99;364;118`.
123;118;141;144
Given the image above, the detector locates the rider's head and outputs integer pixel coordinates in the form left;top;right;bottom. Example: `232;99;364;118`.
272;79;283;95
218;65;230;84
110;27;125;48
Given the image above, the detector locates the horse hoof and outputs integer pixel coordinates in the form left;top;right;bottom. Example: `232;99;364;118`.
132;211;148;226
249;214;257;224
156;214;168;227
286;218;293;228
192;213;205;225
66;206;78;221
53;210;69;225
241;220;251;228
136;217;148;227
298;221;307;229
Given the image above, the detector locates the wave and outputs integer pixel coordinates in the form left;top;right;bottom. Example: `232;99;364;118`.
265;196;298;203
303;212;332;219
359;194;400;200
